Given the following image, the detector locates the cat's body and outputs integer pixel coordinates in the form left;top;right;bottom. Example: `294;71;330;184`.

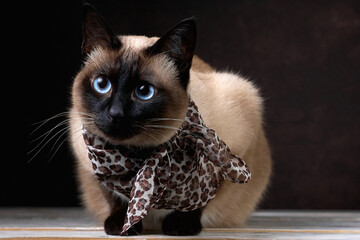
69;5;271;235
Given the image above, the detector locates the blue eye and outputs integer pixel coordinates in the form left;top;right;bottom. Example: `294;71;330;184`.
92;77;112;95
134;83;155;100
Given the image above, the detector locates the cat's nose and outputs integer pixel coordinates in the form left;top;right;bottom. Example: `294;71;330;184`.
108;104;124;121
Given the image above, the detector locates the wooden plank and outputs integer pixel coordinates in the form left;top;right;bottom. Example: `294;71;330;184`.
246;210;360;230
1;229;360;240
0;208;359;239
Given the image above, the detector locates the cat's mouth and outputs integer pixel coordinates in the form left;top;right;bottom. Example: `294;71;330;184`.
93;121;141;143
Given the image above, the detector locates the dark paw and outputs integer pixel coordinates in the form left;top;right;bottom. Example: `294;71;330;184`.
104;214;122;235
162;209;202;236
104;212;142;235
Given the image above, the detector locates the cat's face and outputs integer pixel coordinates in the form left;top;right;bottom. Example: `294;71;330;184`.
72;4;196;147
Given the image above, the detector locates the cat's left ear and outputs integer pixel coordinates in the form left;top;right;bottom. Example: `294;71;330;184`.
81;3;121;55
147;17;196;87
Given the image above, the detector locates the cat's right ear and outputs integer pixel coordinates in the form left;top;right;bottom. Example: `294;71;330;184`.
81;3;120;55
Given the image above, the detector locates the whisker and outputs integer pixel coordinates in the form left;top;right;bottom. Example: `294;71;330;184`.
146;117;208;130
50;120;93;153
133;124;162;145
28;123;70;155
30;112;69;137
27;126;70;163
49;125;73;153
28;109;94;163
147;118;184;122
47;128;72;163
30;119;72;143
32;111;94;125
144;126;173;144
31;112;69;126
144;124;180;131
71;111;95;118
30;113;93;138
146;123;209;144
47;127;85;164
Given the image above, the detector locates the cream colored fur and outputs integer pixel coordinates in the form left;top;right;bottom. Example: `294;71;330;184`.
69;35;272;230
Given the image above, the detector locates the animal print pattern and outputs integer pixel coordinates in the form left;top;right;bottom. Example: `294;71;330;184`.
82;99;251;235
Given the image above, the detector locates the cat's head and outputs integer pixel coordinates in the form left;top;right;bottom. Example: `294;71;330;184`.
72;4;196;147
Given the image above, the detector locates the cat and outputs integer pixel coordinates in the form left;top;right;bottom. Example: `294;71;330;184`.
69;3;272;236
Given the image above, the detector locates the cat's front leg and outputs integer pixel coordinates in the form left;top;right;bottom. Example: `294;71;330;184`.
104;196;143;235
161;208;202;236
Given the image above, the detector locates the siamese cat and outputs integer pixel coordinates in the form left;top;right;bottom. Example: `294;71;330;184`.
69;4;272;236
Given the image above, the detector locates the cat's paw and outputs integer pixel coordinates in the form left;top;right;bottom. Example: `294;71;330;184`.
104;212;142;235
162;209;202;236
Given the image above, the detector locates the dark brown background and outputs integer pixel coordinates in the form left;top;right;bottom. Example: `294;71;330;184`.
5;0;359;209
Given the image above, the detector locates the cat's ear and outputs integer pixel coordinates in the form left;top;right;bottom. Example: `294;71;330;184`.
81;3;121;55
147;17;196;86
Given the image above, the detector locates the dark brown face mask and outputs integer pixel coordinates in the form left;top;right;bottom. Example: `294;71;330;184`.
83;99;251;235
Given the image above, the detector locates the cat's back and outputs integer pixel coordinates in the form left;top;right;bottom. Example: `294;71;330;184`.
189;56;271;228
189;57;263;157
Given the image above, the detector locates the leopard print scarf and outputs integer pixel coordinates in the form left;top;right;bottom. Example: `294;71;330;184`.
82;99;251;235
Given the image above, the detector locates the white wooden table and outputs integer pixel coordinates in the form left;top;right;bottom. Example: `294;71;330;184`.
0;208;359;239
